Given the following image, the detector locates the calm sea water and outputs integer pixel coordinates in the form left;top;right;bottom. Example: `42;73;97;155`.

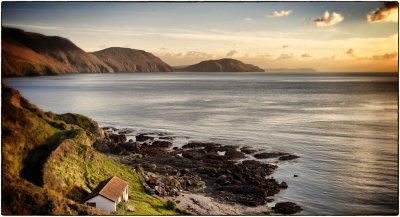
4;72;398;215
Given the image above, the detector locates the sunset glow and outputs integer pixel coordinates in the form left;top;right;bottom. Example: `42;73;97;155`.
2;2;398;72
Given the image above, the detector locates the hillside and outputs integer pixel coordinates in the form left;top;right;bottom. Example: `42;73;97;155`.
1;84;176;215
177;58;265;72
1;27;113;77
1;27;173;77
92;47;173;72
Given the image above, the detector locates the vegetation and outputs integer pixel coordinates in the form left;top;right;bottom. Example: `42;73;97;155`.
1;84;177;215
165;200;177;210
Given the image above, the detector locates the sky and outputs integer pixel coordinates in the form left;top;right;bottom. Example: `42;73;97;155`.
2;1;399;72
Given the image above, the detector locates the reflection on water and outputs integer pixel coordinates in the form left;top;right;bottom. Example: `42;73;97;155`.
4;72;398;215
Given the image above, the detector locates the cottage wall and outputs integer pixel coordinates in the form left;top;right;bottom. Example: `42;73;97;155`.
85;195;116;212
123;186;129;201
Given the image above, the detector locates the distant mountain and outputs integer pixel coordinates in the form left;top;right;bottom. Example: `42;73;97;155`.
266;68;318;73
2;27;113;77
92;47;173;72
177;58;265;72
1;27;173;77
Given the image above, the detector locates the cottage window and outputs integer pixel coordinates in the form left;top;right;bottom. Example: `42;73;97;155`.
87;202;96;207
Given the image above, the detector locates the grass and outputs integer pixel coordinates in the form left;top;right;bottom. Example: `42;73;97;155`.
2;85;177;215
44;136;177;215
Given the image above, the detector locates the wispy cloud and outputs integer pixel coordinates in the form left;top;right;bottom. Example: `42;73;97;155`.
346;48;354;55
314;11;344;27
227;49;239;57
244;17;252;22
268;10;292;18
371;52;398;60
277;53;293;60
367;2;398;23
301;53;311;58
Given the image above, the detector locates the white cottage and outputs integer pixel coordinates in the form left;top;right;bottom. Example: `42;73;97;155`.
84;176;129;212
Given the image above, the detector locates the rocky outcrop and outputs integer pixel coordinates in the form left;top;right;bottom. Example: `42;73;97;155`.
279;154;300;161
253;152;288;159
177;58;264;72
272;202;303;214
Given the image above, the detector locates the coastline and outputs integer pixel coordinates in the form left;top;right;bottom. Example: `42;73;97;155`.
99;126;302;215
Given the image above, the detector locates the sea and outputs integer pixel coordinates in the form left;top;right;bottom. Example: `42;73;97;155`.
4;72;398;215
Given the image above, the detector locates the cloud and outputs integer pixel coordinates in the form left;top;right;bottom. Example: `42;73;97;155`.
371;52;398;60
277;53;293;60
268;10;292;18
346;48;354;55
314;11;344;27
184;51;213;58
244;17;252;22
367;2;399;23
301;53;312;58
283;45;289;49
227;49;239;57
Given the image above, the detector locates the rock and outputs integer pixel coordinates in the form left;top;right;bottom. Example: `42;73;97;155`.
279;154;299;161
182;149;207;160
152;140;173;148
121;142;140;151
240;146;257;154
253;152;288;159
220;146;245;160
127;205;135;212
182;142;219;149
159;136;174;140
148;163;157;170
217;174;233;185
109;133;127;144
266;198;274;203
217;185;267;197
119;129;134;134
196;167;218;177
173;147;178;150
180;168;190;174
108;143;124;154
279;181;288;189
272;202;303;214
136;134;154;142
216;185;268;206
294;174;298;177
241;160;277;176
102;126;117;131
128;139;134;142
95;141;111;153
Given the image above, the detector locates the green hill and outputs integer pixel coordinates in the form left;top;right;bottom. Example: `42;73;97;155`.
1;84;176;215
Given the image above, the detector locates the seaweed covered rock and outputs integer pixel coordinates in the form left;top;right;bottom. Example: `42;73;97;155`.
272;202;303;214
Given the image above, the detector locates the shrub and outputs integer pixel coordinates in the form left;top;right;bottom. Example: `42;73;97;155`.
165;200;177;210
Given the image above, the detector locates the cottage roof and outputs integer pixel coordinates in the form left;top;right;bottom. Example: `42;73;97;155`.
84;176;128;202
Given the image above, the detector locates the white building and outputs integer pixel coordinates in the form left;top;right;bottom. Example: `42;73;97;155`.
84;176;129;212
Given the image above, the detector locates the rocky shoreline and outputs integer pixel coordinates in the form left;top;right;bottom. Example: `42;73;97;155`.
96;127;303;215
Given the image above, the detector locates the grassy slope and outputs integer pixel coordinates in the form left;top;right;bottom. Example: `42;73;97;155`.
43;133;175;215
1;84;175;215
